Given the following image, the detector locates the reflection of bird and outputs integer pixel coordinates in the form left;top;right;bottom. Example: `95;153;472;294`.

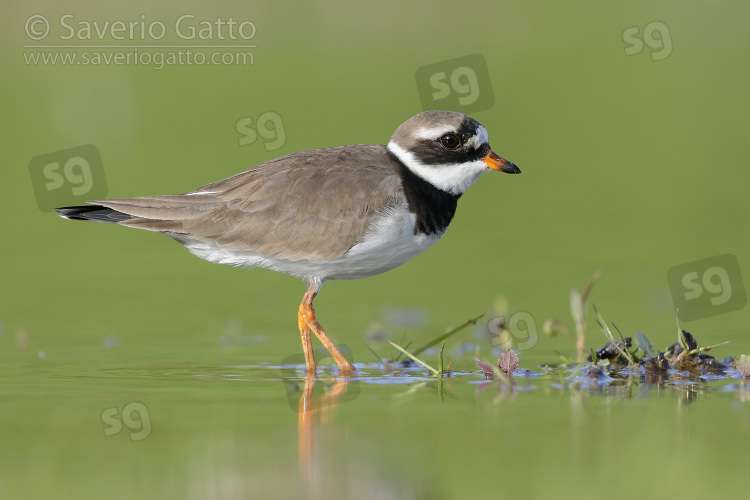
57;110;520;374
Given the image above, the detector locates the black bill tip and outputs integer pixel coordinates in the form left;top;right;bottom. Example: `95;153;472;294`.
502;161;521;174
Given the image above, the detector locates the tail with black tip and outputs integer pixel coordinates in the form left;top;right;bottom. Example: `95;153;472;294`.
56;205;134;224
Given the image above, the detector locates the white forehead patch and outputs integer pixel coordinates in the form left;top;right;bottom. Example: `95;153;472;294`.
471;125;489;148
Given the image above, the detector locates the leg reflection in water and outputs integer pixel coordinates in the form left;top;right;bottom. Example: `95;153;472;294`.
297;377;353;492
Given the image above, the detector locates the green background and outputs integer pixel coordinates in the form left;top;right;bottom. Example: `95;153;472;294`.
2;1;749;498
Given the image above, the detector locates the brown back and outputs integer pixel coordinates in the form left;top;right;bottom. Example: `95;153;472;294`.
93;144;406;261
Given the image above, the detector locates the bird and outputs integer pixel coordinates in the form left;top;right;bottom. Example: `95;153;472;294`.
56;110;520;375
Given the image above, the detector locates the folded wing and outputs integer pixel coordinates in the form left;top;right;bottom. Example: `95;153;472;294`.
85;145;405;261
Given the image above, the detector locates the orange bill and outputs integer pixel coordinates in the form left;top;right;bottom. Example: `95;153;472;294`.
482;151;521;174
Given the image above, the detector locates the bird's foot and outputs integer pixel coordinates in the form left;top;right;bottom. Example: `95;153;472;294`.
297;301;355;375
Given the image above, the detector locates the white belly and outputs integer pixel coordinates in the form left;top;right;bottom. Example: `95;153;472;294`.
175;208;444;281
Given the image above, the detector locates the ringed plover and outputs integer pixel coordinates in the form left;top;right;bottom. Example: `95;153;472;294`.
57;110;520;374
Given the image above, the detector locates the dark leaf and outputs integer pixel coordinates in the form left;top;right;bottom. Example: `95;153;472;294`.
474;357;495;378
634;331;654;358
498;350;519;375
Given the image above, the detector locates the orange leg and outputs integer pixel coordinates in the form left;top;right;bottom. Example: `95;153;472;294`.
297;281;355;375
297;308;316;374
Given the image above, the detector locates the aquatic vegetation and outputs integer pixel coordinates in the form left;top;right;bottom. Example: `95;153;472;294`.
736;355;750;379
354;272;748;404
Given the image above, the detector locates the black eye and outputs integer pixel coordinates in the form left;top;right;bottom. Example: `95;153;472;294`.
439;133;461;150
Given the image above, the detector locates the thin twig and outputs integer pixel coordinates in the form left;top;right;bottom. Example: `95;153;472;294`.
387;340;438;375
411;314;484;357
